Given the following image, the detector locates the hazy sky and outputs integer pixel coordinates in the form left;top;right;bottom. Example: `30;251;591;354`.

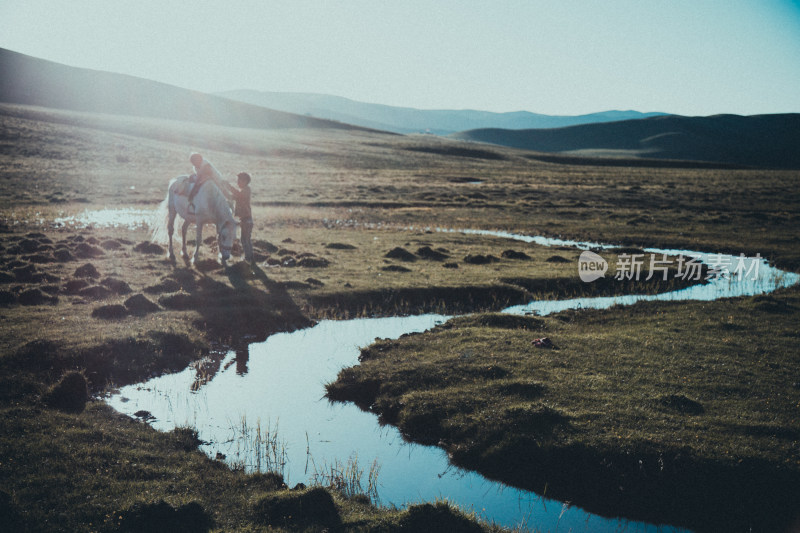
1;1;799;116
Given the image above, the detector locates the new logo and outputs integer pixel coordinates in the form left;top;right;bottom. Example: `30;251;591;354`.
578;251;607;282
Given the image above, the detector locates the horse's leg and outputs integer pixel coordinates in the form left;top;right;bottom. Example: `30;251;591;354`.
167;208;176;261
193;223;203;264
181;220;190;259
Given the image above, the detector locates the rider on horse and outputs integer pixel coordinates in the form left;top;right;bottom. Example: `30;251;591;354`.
187;153;228;213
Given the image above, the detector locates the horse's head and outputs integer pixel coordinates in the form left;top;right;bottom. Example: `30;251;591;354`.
218;220;235;261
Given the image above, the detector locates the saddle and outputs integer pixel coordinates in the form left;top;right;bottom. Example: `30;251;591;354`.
176;174;197;197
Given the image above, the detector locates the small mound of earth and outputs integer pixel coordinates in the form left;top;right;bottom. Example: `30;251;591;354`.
227;261;256;278
253;240;278;253
382;265;412;273
167;270;198;290
158;292;197;310
297;257;330;268
24;253;55;264
23;271;60;284
658;394;704;415
0;272;13;283
416;246;449;261
627;216;651;226
281;238;295;243
501;249;531;260
305;277;324;286
325;242;357;250
0;290;16;305
398;502;483;533
385;247;418;262
124;294;160;315
12;265;38;282
545;255;572;263
91;304;129;320
18;289;58;305
251;487;340;529
74;263;100;279
43;371;89;412
74;243;105;258
751;295;797;314
144;279;182;294
464;254;499;265
101;277;132;295
133;241;165;255
41;284;60;295
78;286;113;300
17;239;42;253
100;239;123;250
282;281;312;290
114;500;213;533
194;258;222;272
63;279;90;294
53;249;75;262
443;262;459;269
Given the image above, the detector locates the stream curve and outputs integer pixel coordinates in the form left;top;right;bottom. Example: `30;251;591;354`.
96;217;798;532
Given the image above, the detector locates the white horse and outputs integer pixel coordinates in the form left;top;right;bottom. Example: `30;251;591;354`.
150;176;236;264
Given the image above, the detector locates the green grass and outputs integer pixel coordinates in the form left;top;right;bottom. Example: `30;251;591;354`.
1;401;500;532
327;288;800;532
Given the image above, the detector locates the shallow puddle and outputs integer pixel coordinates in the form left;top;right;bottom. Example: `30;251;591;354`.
54;208;154;229
100;209;798;532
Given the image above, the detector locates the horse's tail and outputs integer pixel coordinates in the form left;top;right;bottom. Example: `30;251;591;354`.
149;177;177;244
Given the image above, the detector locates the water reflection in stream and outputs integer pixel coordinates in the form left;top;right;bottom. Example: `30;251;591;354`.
91;210;799;532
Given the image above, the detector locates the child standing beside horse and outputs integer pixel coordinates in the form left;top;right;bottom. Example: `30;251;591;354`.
223;172;254;264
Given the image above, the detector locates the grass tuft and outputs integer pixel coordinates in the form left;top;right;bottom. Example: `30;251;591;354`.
398;501;484;533
42;370;89;412
250;486;341;529
114;500;213;533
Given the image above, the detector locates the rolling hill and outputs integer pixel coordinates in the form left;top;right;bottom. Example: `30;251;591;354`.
0;48;374;133
451;114;800;169
217;89;666;135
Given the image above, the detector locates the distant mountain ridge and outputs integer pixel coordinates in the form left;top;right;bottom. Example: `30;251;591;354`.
217;90;667;135
451;114;800;169
0;48;373;132
3;48;797;169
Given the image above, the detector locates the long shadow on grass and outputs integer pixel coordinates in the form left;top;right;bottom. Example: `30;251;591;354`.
158;263;312;346
183;263;313;386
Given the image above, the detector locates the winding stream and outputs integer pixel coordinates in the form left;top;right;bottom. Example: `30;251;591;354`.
73;209;799;532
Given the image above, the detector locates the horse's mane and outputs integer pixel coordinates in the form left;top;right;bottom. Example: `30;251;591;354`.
208;180;234;224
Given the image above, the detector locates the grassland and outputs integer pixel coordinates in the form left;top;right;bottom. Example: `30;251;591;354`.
327;289;800;531
1;102;799;531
